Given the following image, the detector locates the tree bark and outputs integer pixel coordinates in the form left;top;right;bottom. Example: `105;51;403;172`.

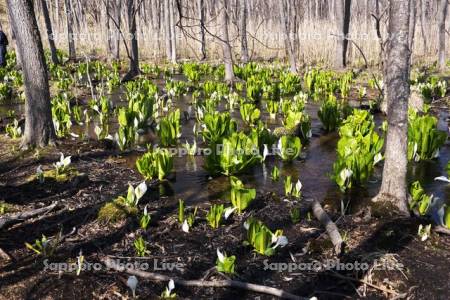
164;0;172;61
122;0;140;81
7;0;56;148
409;0;417;64
111;0;121;60
198;0;207;60
40;0;59;64
280;0;297;73
64;0;76;60
373;0;411;216
169;0;177;63
334;0;352;68
420;0;428;54
6;6;22;69
239;0;249;63
221;0;235;82
437;0;448;70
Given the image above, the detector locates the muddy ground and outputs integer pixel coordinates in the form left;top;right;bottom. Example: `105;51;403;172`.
0;134;449;300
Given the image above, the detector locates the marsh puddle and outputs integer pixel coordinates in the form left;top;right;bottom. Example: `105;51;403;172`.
1;78;449;213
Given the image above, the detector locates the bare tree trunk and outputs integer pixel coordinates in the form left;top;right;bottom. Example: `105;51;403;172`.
409;0;417;64
164;0;172;61
420;0;428;55
7;0;56;148
6;7;22;69
122;0;140;81
111;0;121;60
334;0;352;68
169;0;177;63
198;0;206;60
437;0;448;70
40;0;59;64
221;0;235;82
373;0;411;215
239;0;249;63
280;0;297;73
64;0;76;60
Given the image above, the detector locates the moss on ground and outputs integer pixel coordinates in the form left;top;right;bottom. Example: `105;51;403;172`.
97;196;138;224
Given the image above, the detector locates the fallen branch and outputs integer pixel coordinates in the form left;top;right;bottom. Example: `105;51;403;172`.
434;225;450;235
311;200;344;255
0;202;58;230
102;257;308;300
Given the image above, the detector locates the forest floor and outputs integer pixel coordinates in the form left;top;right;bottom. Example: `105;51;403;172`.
0;135;449;300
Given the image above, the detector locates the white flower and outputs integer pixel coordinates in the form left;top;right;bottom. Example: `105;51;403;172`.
273;235;289;249
373;153;383;165
263;144;269;161
224;207;237;220
36;165;43;175
295;180;302;192
434;176;450;183
182;220;189;233
127;275;138;298
134;182;148;201
216;248;225;263
417;224;432;242
55;153;71;169
340;168;353;181
168;279;175;292
277;138;282;152
243;220;250;230
94;125;102;138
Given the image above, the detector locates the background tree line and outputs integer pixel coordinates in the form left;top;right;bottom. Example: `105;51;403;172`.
2;0;449;70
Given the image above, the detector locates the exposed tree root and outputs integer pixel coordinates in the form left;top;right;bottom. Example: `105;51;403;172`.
0;202;58;230
311;200;344;255
102;257;310;300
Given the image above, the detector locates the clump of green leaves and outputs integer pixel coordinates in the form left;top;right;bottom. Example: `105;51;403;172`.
97;182;147;224
136;148;173;180
409;181;432;216
290;207;301;224
200;112;237;144
206;204;225;229
240;102;261;126
216;249;236;274
158;109;181;146
25;235;53;256
139;205;151;230
332;110;384;192
284;176;300;197
318;95;341;132
277;136;302;161
243;218;288;256
134;236;148;257
408;109;447;161
5;119;22;139
51;93;73;137
271;166;280;181
230;176;256;213
178;199;198;232
205;131;262;176
266;100;280;119
116;107;138;150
